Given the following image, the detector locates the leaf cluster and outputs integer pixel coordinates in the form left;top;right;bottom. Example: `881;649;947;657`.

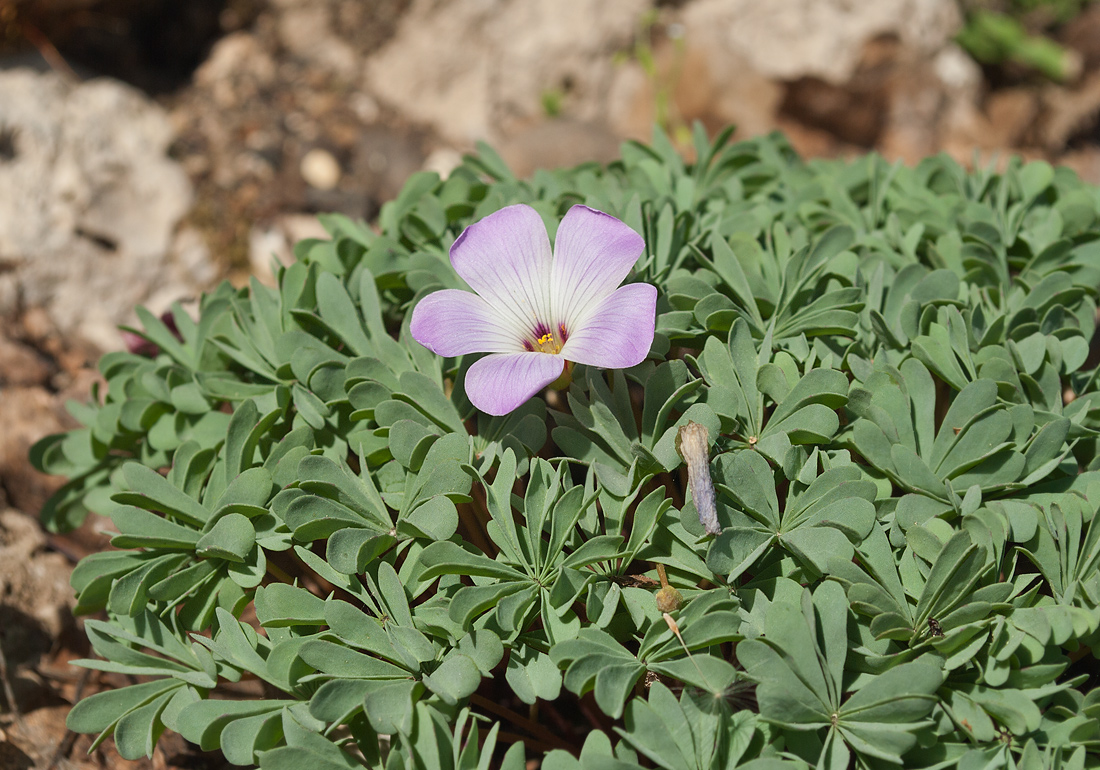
36;126;1100;769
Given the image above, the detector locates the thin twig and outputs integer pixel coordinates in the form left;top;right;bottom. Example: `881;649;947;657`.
0;640;26;733
457;497;494;557
494;729;559;755
664;612;717;694
466;483;497;558
468;693;569;751
19;22;79;83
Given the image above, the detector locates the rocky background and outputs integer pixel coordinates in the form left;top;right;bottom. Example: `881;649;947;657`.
0;0;1099;766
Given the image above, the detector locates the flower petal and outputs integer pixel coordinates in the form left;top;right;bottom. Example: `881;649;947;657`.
410;289;524;357
560;283;657;369
449;204;552;336
551;205;645;330
464;352;565;416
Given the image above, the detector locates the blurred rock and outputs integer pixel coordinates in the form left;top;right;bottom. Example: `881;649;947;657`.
373;0;967;164
612;0;966;152
0;741;32;770
607;29;783;142
776;119;848;159
364;0;649;144
875;43;985;163
273;0;359;76
172;8;424;270
193;30;278;104
0;336;51;389
680;0;961;85
498;119;621;177
351;124;427;206
782;73;889;148
0;509;73;662
0;387;70;515
1039;72;1100;151
249;213;329;286
422;147;465;180
268;0;408;72
985;88;1041;148
1062;5;1100;72
0;69;214;354
933;44;984;98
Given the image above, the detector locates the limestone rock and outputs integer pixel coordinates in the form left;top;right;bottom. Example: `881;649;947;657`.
606;34;784;143
680;0;962;85
364;0;649;144
0;69;215;354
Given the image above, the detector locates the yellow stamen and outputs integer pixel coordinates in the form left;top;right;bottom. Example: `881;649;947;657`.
532;329;563;354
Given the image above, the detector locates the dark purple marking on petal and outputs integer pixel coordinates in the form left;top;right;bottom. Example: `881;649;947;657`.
526;320;567;354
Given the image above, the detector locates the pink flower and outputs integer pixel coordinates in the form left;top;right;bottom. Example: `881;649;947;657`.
410;204;657;415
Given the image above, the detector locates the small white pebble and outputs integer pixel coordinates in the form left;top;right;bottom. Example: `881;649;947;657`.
300;148;341;190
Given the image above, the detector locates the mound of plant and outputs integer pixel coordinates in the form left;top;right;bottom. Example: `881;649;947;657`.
34;126;1100;769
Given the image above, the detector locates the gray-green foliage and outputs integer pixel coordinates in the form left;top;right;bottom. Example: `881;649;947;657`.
36;125;1100;768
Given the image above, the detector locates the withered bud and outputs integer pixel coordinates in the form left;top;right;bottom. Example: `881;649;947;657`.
655;585;684;613
676;422;720;535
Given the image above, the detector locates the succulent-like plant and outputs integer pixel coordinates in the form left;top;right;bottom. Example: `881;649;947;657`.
37;126;1100;769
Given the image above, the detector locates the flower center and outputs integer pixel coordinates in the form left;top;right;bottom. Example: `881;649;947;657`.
524;322;568;354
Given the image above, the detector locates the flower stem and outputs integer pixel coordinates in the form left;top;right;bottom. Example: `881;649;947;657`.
548;360;574;391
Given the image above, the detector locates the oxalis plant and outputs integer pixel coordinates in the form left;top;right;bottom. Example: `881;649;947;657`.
32;126;1100;769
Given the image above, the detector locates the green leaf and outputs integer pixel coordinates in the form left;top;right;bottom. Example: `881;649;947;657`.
326;528;397;574
298;640;411;680
552;629;646;719
422;654;482;706
505;645;562;705
255;584;326;627
561;535;626;569
195;513;256;563
176;699;289;752
419;541;527;581
67;679;181;735
363;680;418;735
116;462;210;526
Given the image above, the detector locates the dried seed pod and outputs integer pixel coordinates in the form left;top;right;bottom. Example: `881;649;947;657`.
655;585;683;613
677;421;720;535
